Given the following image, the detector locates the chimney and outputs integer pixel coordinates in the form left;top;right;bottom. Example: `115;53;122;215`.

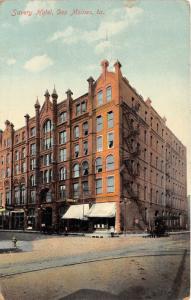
101;59;109;80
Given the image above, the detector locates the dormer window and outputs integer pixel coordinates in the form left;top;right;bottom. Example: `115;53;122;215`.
30;127;36;137
60;112;67;123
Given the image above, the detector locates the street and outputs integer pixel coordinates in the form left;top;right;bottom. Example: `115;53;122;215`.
0;233;189;300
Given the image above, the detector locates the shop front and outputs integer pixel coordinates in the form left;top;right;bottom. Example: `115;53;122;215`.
11;210;25;230
86;202;116;231
62;204;90;232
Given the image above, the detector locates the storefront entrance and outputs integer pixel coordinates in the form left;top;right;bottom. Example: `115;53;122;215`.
41;207;52;227
12;212;24;230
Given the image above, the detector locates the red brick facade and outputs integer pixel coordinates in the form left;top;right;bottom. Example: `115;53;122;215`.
0;60;188;232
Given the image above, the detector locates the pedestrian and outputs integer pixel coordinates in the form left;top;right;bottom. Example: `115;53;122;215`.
110;226;115;237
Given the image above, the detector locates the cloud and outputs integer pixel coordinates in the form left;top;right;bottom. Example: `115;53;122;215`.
48;6;143;55
23;54;53;73
6;58;16;66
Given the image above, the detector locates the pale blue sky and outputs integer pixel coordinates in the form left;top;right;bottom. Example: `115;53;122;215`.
0;0;190;193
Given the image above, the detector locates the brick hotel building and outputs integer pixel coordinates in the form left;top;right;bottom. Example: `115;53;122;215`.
0;60;188;232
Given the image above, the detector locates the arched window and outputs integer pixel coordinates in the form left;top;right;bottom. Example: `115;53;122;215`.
73;164;80;178
95;157;102;173
82;161;89;176
74;126;79;139
106;155;114;171
43;120;52;133
60;167;67;180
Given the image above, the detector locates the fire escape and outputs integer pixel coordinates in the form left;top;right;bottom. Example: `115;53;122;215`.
121;101;146;227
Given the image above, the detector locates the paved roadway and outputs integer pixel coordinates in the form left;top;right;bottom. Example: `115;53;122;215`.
0;233;190;300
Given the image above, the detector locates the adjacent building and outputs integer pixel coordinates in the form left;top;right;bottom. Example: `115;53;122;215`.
0;60;188;232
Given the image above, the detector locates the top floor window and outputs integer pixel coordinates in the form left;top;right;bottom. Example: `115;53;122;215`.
76;104;81;116
106;86;112;101
43;120;52;133
59;112;67;123
74;126;79;139
96;116;103;132
97;90;103;106
81;101;87;113
107;111;114;128
30;127;36;137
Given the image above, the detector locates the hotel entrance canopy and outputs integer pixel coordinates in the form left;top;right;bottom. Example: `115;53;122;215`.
86;202;116;218
62;204;89;220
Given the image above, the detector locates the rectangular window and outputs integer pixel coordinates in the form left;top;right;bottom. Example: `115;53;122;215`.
82;181;89;195
96;178;102;194
107;111;114;128
60;149;67;162
6;191;11;205
96;116;103;132
74;144;80;158
106;86;112;101
97;91;103;106
21;162;26;173
97;136;103;152
59;131;67;144
76;104;81;116
30;143;36;155
30;127;36;137
81;101;87;113
30;158;36;170
73;183;79;199
83;141;88;155
107;176;114;193
30;191;36;204
108;132;114;148
83;122;88;136
0;193;2;207
59;185;66;200
59;112;67;123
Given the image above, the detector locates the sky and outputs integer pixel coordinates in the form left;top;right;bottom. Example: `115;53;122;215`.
0;0;190;193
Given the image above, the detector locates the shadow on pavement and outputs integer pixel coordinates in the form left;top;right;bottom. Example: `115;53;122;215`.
60;286;146;300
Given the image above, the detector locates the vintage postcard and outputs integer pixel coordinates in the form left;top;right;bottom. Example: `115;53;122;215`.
0;0;190;299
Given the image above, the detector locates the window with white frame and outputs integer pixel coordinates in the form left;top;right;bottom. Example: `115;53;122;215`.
43;137;53;150
107;111;114;128
82;161;89;176
43;120;52;133
97;136;103;152
96;178;102;194
74;144;79;158
96;116;103;132
73;163;80;178
83;122;88;136
60;148;67;162
15;164;19;175
95;157;102;173
30;158;36;170
22;148;26;159
6;191;11;205
73;183;79;198
97;90;103;106
59;185;66;200
59;131;67;144
6;167;10;177
30;143;36;155
21;162;26;173
106;86;112;101
107;176;114;193
60;167;67;180
106;155;114;171
107;132;114;148
30;175;36;187
15;151;19;161
74;126;79;139
21;186;26;204
14;188;20;205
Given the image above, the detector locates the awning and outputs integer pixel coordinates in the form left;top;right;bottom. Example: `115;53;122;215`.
11;209;24;214
0;208;5;213
86;202;116;218
62;204;90;220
